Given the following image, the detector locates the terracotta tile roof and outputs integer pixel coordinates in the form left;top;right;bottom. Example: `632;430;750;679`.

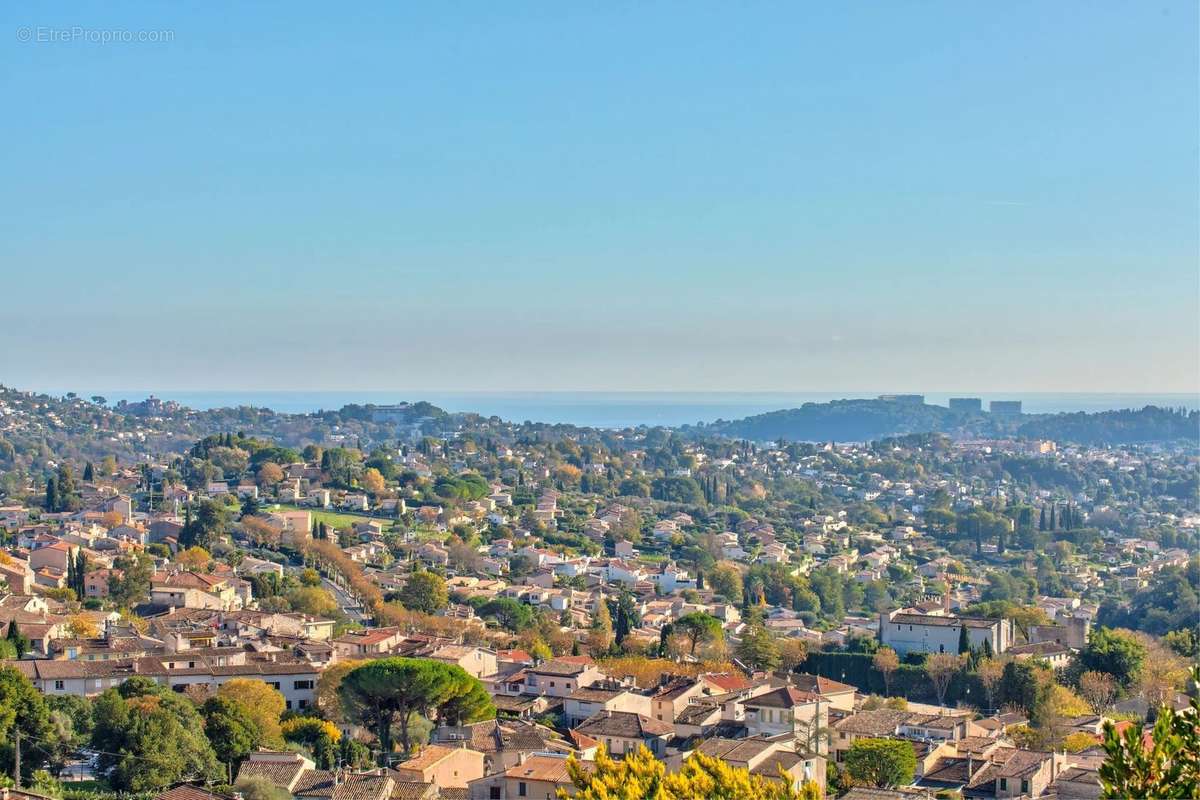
503;755;588;784
153;785;233;800
696;737;775;763
236;758;308;789
790;673;856;694
395;745;458;772
833;709;910;736
575;710;673;739
743;686;823;708
530;659;589;677
995;749;1050;779
388;781;434;800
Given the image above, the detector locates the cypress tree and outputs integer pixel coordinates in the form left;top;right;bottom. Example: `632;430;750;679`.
83;462;95;482
45;475;58;512
75;551;87;598
1049;505;1057;530
958;624;971;654
1038;507;1046;531
6;620;28;657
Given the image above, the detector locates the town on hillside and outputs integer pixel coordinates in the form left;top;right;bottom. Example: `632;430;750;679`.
0;391;1196;800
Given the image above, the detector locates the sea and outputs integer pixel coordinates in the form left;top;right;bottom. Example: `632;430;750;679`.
78;391;1200;430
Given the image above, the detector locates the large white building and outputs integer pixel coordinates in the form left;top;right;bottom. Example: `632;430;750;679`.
879;610;1015;656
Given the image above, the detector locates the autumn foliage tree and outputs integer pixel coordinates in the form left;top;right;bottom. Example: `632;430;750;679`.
924;652;963;707
216;678;286;747
872;647;899;696
562;744;820;800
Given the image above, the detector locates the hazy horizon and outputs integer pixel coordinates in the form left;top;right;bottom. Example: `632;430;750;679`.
3;3;1197;392
21;387;1199;429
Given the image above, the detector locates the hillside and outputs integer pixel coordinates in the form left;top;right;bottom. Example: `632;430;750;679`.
708;400;1198;445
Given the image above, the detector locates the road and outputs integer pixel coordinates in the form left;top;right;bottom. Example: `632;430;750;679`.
322;576;368;623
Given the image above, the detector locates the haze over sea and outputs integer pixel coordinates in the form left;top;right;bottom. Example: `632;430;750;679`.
78;392;1200;430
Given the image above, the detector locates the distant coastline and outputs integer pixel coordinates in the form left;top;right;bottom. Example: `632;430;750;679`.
60;390;1200;429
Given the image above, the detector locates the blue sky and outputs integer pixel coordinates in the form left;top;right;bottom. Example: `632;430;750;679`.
2;2;1197;393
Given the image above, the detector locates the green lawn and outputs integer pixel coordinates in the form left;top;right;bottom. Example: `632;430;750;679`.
262;503;392;531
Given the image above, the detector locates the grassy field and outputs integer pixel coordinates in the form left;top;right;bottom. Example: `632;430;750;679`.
262;503;393;531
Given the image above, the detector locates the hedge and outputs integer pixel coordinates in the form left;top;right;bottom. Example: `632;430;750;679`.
799;651;985;706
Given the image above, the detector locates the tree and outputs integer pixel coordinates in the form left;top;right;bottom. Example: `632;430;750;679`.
338;658;494;757
1079;628;1147;692
957;624;972;654
256;462;284;487
778;639;809;674
1079;671;1119;715
1099;666;1200;799
0;666;57;780
609;593;639;648
398;571;449;615
924;653;962;707
735;626;781;672
91;679;221;790
282;717;341;770
234;776;292;800
708;561;744;604
675;612;723;656
286;586;339;617
561;744;820;800
6;620;29;657
316;659;365;722
978;657;1006;713
362;467;386;496
66;614;99;639
109;551;153;608
176;546;212;571
588;599;614;654
202;696;259;781
844;737;918;788
216;679;286;747
872;647;899;696
997;660;1054;723
180;499;230;550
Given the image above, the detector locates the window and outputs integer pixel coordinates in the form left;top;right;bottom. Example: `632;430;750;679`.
294;680;314;690
54;680;65;690
286;701;293;710
1021;780;1029;794
518;781;527;797
489;788;501;800
999;778;1007;791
